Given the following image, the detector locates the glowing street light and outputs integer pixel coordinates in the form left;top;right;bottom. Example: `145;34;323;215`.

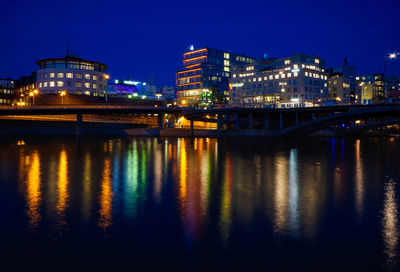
29;89;39;105
59;90;66;105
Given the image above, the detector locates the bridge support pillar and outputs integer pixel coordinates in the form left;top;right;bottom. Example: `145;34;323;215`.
217;114;222;137
264;113;269;134
311;112;315;120
248;112;253;130
76;113;83;136
157;114;164;129
190;119;194;137
296;112;299;125
234;113;239;131
280;112;283;130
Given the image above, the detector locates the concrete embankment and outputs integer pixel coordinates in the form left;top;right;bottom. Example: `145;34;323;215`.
0;119;221;137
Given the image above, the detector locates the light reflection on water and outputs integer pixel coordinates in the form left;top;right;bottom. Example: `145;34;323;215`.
2;137;400;270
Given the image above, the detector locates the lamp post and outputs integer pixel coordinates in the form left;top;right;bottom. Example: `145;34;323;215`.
383;53;398;103
384;53;398;76
29;89;39;106
60;90;66;105
104;74;110;104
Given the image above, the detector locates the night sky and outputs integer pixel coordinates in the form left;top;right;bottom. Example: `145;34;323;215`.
1;0;399;86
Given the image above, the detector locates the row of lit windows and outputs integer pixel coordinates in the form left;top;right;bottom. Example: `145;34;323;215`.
39;72;101;81
0;89;13;94
39;81;98;89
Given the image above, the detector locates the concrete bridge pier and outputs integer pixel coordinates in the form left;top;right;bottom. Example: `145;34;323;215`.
190;119;194;137
248;112;253;130
217;114;223;137
76;113;83;136
264;113;269;134
157;114;164;129
234;113;239;131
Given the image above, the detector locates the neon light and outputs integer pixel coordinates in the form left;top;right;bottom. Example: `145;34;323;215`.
177;68;202;74
184;56;207;62
184;48;207;56
177;81;202;87
185;63;202;69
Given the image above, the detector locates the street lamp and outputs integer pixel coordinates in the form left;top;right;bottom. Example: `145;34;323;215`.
104;74;110;103
29;89;39;106
59;90;66;105
384;52;398;75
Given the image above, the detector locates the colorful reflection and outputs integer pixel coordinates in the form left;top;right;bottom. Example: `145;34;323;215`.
99;158;113;229
26;151;41;230
382;179;399;270
57;149;69;226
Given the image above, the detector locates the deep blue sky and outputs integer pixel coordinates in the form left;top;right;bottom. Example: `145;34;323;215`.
1;0;399;86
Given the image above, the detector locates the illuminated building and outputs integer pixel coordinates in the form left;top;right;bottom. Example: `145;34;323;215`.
14;73;37;105
357;73;385;104
330;60;358;104
36;55;108;97
108;79;157;98
385;75;400;103
328;73;352;104
176;46;257;106
0;79;16;105
229;53;328;108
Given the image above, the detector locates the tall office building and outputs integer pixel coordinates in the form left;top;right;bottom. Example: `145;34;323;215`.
0;79;15;105
176;46;257;106
357;73;385;104
229;53;328;108
330;60;358;104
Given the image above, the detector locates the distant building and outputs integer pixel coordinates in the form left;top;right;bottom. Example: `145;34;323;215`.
328;73;351;104
229;53;329;108
176;46;257;106
0;79;16;105
36;55;108;97
108;79;157;98
330;60;358;104
357;73;385;104
14;72;37;105
385;75;400;103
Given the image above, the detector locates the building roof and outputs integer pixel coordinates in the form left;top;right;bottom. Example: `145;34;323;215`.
36;55;107;69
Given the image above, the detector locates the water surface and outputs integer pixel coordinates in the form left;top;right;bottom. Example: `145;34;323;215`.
0;137;399;271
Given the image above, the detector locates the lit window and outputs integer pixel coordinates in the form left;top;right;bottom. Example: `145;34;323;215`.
93;75;97;80
258;77;262;82
57;81;64;87
84;74;90;79
305;72;308;76
224;67;230;72
93;83;97;89
49;73;55;78
269;75;273;80
275;75;279;79
57;73;64;78
49;81;55;87
66;73;73;78
285;60;290;65
39;82;42;88
44;82;48;87
293;64;298;69
84;91;90;95
294;72;298;77
287;73;292;77
76;82;82;87
76;73;82;78
281;74;285;78
315;59;320;64
84;82;91;88
224;53;230;59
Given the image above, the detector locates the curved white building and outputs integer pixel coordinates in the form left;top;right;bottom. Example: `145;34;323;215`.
36;56;108;96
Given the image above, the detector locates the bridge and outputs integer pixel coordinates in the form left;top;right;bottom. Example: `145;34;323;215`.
182;104;400;136
0;105;181;136
1;104;400;136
